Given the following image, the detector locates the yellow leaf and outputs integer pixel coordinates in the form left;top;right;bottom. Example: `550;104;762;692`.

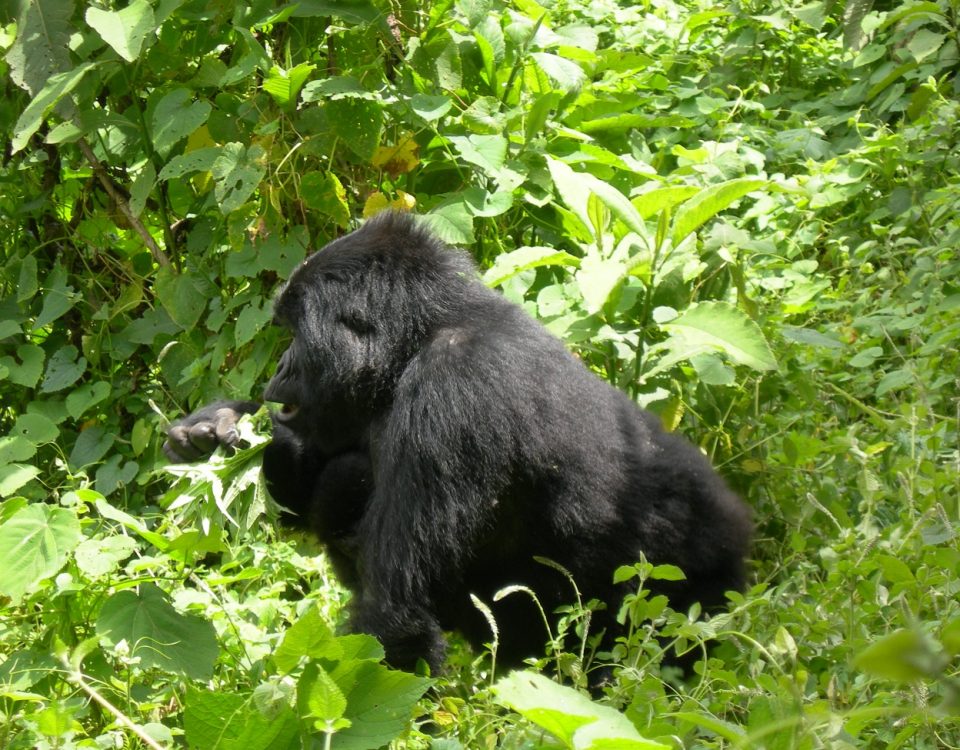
363;190;416;218
371;133;420;176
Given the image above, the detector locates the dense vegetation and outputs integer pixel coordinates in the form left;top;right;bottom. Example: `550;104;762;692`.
1;0;958;746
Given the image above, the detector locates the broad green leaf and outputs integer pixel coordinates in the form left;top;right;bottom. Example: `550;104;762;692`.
274;606;343;673
576;254;628;314
0;464;42;497
424;199;475;244
235;300;273;348
95;455;139;496
212;143;266;213
40;345;87;393
671;178;767;247
325;661;432;750
68;426;114;470
7;0;74;96
462;186;513;218
494;671;669;749
530;52;586;92
34;263;78;330
483;246;580;288
661;301;777;372
302;75;374;102
11;63;97;153
854;629;938;682
0;504;81;600
328;98;383;160
18;254;38;301
447;134;507;174
301;171;350;227
0;435;36;465
159;146;221;180
96;583;218;679
155;267;208;330
0;344;45;388
11;412;59;445
409;93;453;121
66;381;111;420
632;186;699;220
74;535;137;577
184;685;299;750
85;0;155;62
151;89;212;156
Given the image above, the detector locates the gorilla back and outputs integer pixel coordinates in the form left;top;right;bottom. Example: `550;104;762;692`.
168;212;752;673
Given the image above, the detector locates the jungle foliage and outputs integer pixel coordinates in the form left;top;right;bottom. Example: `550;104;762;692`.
0;0;958;747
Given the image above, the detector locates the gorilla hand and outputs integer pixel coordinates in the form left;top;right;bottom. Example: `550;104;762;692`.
163;400;260;462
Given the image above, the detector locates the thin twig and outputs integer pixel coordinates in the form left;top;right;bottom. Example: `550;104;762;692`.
76;137;171;268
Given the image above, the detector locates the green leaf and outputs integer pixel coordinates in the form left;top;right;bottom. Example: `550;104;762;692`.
34;262;78;330
96;583;218;679
155;267;208;330
159;146;221;179
483;246;580;288
325;661;432;750
0;435;36;466
854;629;939;682
85;0;156;62
0;464;42;497
7;0;74;96
493;671;669;749
68;426;114;470
409;94;453;121
303;75;374;102
0;504;81;600
95;455;139;496
304;664;347;722
632;186;700;220
447;134;508;173
151;89;212;156
74;535;137;578
11;63;98;153
184;686;300;750
11;412;59;445
212;143;267;213
424;200;475;244
263;63;316;107
40;345;87;393
66;381;111;420
661;301;777;372
546;157;646;238
671;178;767;247
0;344;45;388
274;606;343;673
235;300;272;348
576;254;628;314
531;52;586;92
301;171;350;227
328;98;383;160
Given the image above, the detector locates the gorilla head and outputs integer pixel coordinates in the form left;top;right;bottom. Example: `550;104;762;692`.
166;212;752;674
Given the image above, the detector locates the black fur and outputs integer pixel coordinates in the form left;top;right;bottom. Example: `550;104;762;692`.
165;213;751;672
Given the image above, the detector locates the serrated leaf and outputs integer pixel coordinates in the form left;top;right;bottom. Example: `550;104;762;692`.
0;504;81;599
305;664;347;722
155;267;208;330
301;171;350;227
661;301;777;372
671;178;767;247
85;0;155;62
96;583;218;679
274;606;342;673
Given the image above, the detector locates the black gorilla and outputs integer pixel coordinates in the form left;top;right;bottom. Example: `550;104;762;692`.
165;212;751;672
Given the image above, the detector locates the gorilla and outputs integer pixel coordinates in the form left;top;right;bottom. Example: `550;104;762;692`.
164;212;751;673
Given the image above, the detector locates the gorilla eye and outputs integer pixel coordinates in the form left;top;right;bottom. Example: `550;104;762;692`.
339;314;373;336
